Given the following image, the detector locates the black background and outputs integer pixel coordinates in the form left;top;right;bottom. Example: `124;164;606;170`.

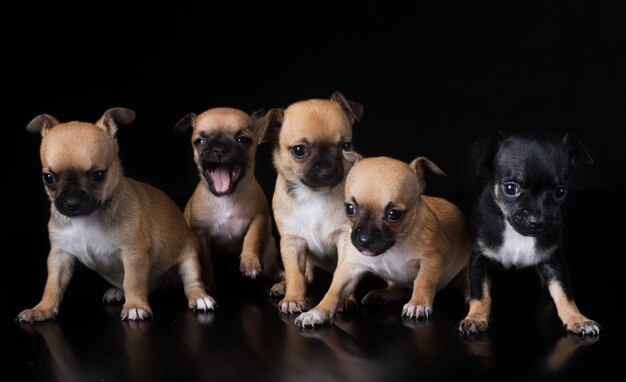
4;2;626;381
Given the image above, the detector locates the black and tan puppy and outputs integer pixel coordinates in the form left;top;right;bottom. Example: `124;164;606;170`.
174;107;281;283
294;156;471;327
457;133;600;336
260;91;364;314
17;108;215;322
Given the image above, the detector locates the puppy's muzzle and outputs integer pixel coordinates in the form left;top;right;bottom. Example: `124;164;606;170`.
201;139;246;196
302;158;344;189
512;209;554;235
351;222;395;257
54;189;101;217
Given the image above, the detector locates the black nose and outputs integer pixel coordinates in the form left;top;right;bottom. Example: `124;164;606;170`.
212;146;228;156
64;196;82;210
356;229;374;246
314;161;336;179
527;216;545;229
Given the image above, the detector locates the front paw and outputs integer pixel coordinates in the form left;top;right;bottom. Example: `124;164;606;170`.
457;317;489;335
361;289;388;305
102;288;125;303
121;304;153;321
564;318;601;336
278;298;307;314
188;293;217;312
295;309;333;328
16;305;58;323
401;303;432;319
239;258;262;279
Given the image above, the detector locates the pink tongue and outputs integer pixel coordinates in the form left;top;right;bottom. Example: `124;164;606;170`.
212;166;231;193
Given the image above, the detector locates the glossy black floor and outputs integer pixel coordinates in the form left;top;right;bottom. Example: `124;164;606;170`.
5;191;623;382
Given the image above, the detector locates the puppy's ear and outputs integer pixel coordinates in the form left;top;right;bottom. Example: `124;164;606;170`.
174;113;197;133
246;108;268;143
26;114;60;137
343;150;363;163
258;108;285;144
331;91;364;124
563;132;593;168
409;157;447;179
96;107;136;139
470;133;503;174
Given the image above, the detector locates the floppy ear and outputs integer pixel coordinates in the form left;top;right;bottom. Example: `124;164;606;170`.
26;114;60;137
470;133;503;174
174;113;197;133
343;150;363;163
96;107;136;138
563;132;593;169
246;108;269;143
258;108;285;144
330;91;364;124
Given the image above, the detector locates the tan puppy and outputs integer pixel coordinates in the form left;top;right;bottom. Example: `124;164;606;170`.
260;91;364;314
174;107;281;283
295;156;471;327
17;108;215;322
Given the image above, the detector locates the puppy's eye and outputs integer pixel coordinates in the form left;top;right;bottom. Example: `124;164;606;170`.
554;185;567;199
502;183;520;197
345;203;356;217
237;135;252;144
340;142;352;151
195;137;207;146
42;172;56;185
90;170;106;183
290;145;308;158
386;209;404;222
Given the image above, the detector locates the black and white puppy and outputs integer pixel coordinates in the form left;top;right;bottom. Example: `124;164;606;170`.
457;133;600;336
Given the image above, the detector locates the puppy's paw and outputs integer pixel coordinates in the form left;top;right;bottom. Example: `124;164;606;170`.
564;318;601;336
188;293;217;312
295;310;333;328
337;297;358;313
361;290;388;305
278;298;306;314
269;281;286;298
102;288;125;303
16;306;58;323
121;305;153;321
457;318;489;335
401;303;432;319
240;259;263;279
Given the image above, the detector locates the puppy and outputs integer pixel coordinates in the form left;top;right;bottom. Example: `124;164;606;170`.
457;133;600;336
17;108;215;322
174;107;281;284
295;156;471;327
260;91;364;314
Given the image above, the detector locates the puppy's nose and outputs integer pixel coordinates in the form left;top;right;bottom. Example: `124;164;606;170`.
527;216;545;230
314;162;336;179
212;146;228;156
64;196;82;210
356;231;374;246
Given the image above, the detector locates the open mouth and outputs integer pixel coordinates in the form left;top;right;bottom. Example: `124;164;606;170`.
203;163;243;196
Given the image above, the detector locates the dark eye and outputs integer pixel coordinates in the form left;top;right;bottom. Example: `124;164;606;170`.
386;209;404;222
345;203;356;217
340;142;352;151
291;145;308;158
554;185;567;199
90;170;106;183
42;172;56;185
502;183;520;197
194;137;207;145
237;135;252;144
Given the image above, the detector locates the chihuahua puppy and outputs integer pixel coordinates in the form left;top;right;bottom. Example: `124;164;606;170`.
174;107;281;284
17;108;215;322
260;91;364;314
295;156;471;327
457;133;600;336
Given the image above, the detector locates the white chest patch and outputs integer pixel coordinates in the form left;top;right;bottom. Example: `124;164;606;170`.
53;216;123;273
283;187;344;259
361;243;420;288
481;221;555;268
206;201;250;245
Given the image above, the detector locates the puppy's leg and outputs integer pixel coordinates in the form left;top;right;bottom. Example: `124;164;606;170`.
261;228;283;281
361;281;411;305
457;251;491;334
17;249;76;322
240;214;267;278
403;254;444;319
295;262;365;327
539;254;600;336
277;236;308;314
194;230;216;290
178;242;217;312
120;249;153;320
